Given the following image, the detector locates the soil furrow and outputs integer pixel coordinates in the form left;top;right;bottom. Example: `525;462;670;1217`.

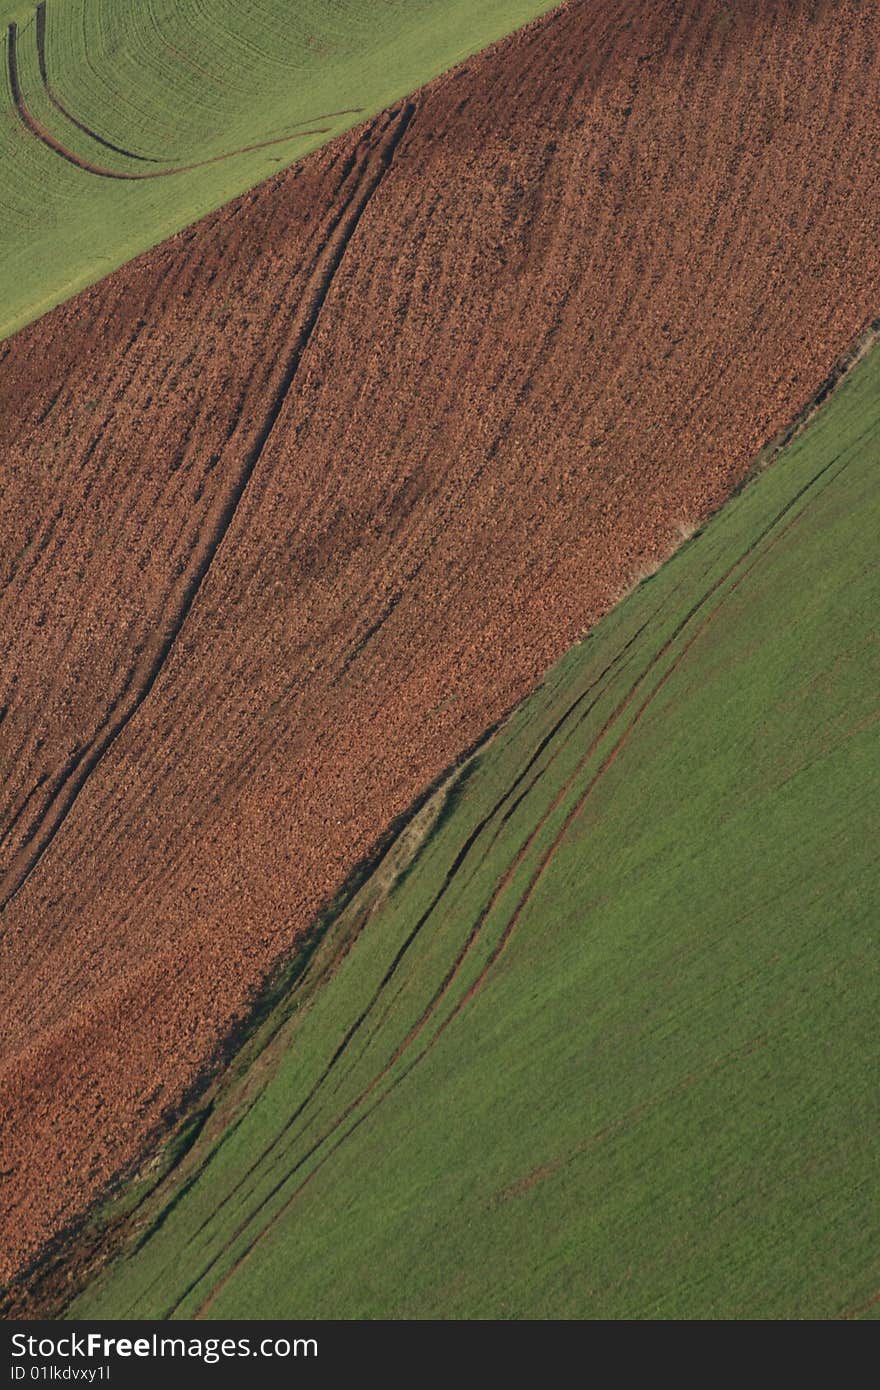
0;106;415;912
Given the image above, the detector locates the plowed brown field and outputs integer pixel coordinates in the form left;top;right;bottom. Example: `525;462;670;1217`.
1;0;879;1289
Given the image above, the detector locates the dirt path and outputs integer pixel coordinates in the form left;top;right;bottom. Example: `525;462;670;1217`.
1;0;879;1291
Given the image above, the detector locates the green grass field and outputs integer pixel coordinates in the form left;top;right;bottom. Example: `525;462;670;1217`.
67;342;880;1321
0;0;559;340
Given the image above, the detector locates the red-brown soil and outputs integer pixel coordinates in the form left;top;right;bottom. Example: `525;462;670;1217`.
1;0;878;1289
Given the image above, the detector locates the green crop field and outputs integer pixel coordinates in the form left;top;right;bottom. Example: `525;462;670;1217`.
0;0;559;340
67;342;880;1321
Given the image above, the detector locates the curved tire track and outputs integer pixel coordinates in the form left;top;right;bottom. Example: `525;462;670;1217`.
7;18;339;181
35;2;164;163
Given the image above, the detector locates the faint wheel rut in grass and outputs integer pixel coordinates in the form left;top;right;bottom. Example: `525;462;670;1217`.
151;594;695;1290
435;435;870;1021
184;435;865;1316
161;618;659;1313
166;580;715;1313
7;17;350;181
0;103;415;914
0;774;48;857
840;1287;880;1320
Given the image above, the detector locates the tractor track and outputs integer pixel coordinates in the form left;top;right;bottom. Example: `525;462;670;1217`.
35;2;163;163
0;104;416;913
